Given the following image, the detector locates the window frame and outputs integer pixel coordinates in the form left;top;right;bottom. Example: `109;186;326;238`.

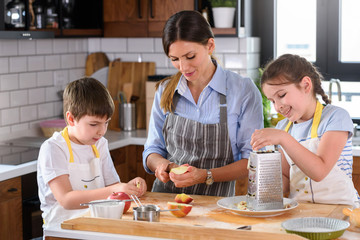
253;0;360;82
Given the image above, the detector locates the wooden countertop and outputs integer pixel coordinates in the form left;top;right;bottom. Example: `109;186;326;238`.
58;192;360;240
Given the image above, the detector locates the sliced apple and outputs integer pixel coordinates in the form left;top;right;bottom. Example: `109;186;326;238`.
167;202;192;218
170;165;190;175
175;193;193;204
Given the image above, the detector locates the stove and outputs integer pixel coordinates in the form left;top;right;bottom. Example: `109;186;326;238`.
0;145;40;165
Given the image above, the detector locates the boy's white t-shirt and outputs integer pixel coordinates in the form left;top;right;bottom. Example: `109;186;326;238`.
37;131;120;222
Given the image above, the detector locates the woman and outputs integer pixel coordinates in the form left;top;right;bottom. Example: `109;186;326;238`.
143;10;263;197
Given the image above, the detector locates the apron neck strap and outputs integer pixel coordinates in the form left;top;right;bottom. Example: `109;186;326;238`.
284;101;324;139
61;127;100;163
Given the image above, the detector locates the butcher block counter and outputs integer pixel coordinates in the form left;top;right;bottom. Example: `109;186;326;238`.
44;192;360;240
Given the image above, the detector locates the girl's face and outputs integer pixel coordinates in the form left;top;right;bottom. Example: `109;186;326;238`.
67;113;110;145
262;77;315;123
168;39;215;84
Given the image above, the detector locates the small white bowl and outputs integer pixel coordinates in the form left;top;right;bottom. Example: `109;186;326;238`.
89;200;125;219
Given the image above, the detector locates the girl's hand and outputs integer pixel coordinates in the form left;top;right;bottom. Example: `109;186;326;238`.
251;128;286;151
169;166;206;188
155;162;178;183
128;177;147;196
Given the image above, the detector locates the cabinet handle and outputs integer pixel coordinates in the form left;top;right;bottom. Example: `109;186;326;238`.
138;0;142;18
7;188;18;192
149;0;154;18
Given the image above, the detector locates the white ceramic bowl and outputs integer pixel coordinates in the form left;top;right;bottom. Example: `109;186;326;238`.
89;200;125;219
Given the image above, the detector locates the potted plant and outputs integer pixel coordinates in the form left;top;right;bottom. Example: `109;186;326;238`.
209;0;237;28
255;68;272;128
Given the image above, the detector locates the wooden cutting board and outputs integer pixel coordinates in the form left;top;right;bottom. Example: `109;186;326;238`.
85;52;109;77
107;61;155;130
61;192;353;239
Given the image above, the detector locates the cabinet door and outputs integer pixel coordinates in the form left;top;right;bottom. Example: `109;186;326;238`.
148;0;194;37
353;157;360;193
0;177;23;240
103;0;148;37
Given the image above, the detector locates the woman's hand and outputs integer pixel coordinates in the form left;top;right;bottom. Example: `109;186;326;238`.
155;162;178;183
251;128;287;151
169;166;207;188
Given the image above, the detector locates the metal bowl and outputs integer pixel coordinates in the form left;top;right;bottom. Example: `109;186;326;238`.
282;217;349;240
133;204;161;222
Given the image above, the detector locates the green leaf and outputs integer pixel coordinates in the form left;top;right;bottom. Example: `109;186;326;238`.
209;0;237;8
255;68;272;128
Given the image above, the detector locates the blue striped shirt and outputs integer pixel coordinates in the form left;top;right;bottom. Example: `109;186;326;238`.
143;63;263;173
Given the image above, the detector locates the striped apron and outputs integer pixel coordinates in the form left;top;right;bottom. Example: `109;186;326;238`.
152;93;235;196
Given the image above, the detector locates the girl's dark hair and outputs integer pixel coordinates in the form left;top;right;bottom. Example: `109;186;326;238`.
159;10;215;112
261;54;331;104
63;77;114;123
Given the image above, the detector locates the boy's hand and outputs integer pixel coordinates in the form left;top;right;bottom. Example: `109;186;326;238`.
128;177;147;196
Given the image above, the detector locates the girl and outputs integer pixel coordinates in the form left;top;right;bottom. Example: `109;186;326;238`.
251;54;359;207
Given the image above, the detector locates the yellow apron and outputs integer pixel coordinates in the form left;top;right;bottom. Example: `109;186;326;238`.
283;101;359;207
43;127;105;229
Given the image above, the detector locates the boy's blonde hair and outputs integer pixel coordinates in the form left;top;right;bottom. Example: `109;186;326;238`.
63;77;114;123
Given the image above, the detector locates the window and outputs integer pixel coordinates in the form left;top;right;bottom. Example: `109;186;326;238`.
276;0;316;62
340;0;360;63
274;0;360;81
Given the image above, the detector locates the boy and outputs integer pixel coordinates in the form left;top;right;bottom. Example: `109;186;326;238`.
37;77;147;229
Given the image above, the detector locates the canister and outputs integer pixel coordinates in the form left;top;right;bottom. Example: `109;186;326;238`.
119;103;136;131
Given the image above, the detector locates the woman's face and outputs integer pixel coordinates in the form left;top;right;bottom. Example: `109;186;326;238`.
168;39;215;84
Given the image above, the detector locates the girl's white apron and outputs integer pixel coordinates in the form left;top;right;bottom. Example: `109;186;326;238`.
43;127;105;229
284;101;359;207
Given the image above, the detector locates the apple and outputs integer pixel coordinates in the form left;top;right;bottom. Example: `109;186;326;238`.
167;202;192;218
175;193;193;204
170;165;190;175
107;192;131;213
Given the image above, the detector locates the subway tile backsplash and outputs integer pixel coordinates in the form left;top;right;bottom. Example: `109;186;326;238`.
0;37;260;137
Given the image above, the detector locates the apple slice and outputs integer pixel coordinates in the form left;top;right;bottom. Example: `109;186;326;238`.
170;165;190;175
175;193;193;204
107;192;131;213
167;202;192;218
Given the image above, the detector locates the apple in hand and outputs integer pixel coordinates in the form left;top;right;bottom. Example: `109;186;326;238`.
170;165;190;175
175;193;193;204
107;192;131;213
167;202;192;218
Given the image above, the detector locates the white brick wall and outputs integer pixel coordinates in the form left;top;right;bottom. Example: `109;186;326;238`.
0;37;260;136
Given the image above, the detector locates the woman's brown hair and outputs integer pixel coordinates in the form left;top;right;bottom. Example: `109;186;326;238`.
157;10;215;113
261;54;331;104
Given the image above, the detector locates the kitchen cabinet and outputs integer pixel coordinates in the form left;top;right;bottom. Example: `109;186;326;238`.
353;156;360;193
103;0;195;37
197;0;251;37
110;145;156;190
0;177;23;240
0;0;102;39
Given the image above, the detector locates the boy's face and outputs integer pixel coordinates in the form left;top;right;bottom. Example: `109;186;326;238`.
68;114;110;145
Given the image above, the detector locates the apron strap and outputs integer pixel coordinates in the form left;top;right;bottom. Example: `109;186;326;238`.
61;127;99;163
172;92;227;124
311;101;324;139
284;101;324;139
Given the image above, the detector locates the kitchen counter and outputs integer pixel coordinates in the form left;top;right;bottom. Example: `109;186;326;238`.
44;192;360;240
0;129;359;182
0;129;148;182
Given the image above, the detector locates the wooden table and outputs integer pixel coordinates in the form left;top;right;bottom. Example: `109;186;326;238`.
58;192;360;240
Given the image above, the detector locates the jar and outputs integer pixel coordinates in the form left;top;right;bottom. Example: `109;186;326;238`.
46;13;58;29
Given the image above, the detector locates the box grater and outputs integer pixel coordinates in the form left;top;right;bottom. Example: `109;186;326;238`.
246;151;283;211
